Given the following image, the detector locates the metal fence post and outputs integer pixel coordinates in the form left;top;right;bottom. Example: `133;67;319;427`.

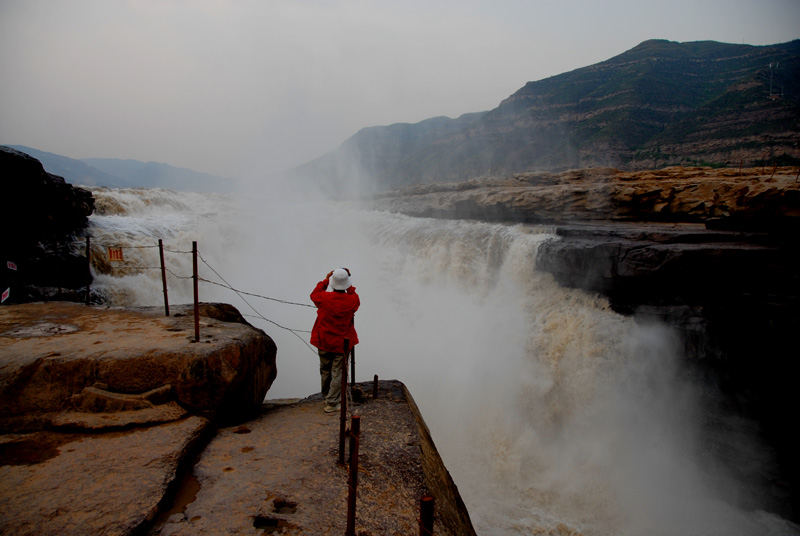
345;415;361;536
350;346;356;386
373;375;379;399
420;495;435;536
192;241;199;342
85;236;91;305
159;239;169;317
338;338;350;465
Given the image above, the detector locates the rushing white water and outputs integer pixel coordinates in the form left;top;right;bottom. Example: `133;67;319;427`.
87;185;797;536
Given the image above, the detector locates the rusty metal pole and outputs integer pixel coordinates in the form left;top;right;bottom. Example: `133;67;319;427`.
85;236;91;305
350;319;356;389
338;338;350;465
159;239;169;317
58;241;63;298
373;375;378;399
350;346;356;387
420;495;435;536
192;241;199;342
345;415;361;536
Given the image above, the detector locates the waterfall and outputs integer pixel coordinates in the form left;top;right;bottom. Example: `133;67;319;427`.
88;186;796;536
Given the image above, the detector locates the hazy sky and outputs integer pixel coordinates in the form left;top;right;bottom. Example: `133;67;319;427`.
1;0;798;179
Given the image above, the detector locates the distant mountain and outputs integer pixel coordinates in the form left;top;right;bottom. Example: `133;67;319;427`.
292;39;800;192
81;158;236;193
5;146;132;188
4;146;236;193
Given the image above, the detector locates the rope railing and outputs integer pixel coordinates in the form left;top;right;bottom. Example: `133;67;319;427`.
6;236;320;352
194;249;318;353
195;277;316;308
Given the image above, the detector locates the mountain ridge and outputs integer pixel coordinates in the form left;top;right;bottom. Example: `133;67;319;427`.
290;39;800;193
3;145;236;193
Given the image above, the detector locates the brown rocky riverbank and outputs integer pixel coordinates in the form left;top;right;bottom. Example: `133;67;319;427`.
369;166;800;231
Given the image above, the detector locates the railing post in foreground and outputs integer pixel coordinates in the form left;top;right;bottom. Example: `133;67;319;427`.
420;495;435;536
350;346;356;387
345;415;361;536
338;338;350;465
373;375;379;399
192;241;199;342
85;236;91;305
158;239;169;317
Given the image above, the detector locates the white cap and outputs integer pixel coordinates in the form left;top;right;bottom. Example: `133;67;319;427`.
329;268;352;291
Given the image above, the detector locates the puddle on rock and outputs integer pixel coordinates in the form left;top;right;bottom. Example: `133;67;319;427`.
0;432;82;466
146;470;202;535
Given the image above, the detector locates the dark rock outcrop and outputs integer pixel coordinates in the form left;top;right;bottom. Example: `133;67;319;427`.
1;146;95;303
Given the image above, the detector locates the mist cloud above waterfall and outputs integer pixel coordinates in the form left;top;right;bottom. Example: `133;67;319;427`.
1;0;799;179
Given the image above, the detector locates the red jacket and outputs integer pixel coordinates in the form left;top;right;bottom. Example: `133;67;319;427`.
310;279;360;353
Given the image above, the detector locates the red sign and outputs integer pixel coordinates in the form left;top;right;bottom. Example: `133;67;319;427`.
107;247;124;262
6;261;16;271
2;288;9;303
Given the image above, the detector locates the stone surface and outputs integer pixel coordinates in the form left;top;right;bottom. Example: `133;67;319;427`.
0;301;279;536
0;302;277;431
0;415;211;536
155;381;476;536
53;401;189;431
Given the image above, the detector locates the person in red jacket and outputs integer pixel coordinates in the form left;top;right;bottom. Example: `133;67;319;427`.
310;268;360;413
